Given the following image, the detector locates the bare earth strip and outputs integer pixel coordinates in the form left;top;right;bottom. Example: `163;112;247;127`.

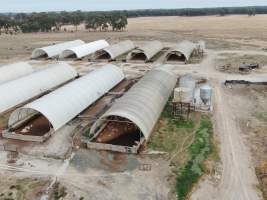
191;51;265;200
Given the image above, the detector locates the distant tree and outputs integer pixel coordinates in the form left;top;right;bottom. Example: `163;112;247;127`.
219;8;228;16
70;10;84;31
85;16;98;31
109;15;128;31
3;6;267;35
247;8;256;16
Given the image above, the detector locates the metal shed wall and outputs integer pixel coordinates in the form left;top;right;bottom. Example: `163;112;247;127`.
0;63;77;114
60;40;109;59
166;40;197;62
97;40;135;60
127;40;163;61
0;62;34;84
31;40;85;59
90;66;177;140
8;64;125;131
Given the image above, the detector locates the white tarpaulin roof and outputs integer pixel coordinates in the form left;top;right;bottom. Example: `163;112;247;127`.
60;40;109;59
166;40;197;62
90;66;177;140
9;64;125;131
127;40;163;61
0;63;77;114
31;40;85;59
97;40;135;60
0;62;34;84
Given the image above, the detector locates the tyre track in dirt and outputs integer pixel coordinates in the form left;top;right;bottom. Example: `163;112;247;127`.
191;50;262;200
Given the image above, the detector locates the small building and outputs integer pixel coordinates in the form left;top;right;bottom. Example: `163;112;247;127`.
94;40;135;61
0;62;34;84
127;40;163;62
60;40;109;59
31;40;85;59
4;64;125;142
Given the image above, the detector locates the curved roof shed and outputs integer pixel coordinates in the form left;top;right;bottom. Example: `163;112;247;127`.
95;40;135;60
60;40;109;59
0;63;77;114
165;40;197;63
0;62;34;84
31;40;85;59
8;64;125;131
127;40;163;62
90;66;177;140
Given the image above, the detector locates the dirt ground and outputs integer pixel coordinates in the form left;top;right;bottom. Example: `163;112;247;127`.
215;52;267;73
0;15;267;200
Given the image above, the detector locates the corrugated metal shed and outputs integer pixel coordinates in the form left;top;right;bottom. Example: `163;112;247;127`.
60;40;109;59
31;40;85;59
0;63;77;114
90;66;177;140
165;40;197;62
8;64;124;131
127;40;163;61
0;62;34;84
96;40;135;60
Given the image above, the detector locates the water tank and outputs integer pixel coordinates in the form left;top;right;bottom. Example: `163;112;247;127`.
178;74;196;103
174;87;193;103
200;85;212;104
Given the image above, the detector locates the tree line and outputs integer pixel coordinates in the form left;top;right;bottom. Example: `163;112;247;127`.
124;6;266;17
1;6;267;34
0;11;128;34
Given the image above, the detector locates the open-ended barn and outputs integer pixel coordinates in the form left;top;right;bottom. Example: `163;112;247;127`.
0;63;77;114
127;40;163;62
4;64;125;142
88;65;177;153
31;40;85;59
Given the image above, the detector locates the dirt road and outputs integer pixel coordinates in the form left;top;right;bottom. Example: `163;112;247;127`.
191;50;264;200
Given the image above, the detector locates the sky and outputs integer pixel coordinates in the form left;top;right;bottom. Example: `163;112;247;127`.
0;0;267;13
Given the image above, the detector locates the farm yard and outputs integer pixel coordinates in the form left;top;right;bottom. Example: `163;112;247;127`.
0;14;266;200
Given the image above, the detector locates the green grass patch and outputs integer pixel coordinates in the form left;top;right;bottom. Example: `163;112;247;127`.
176;115;213;200
148;99;216;200
175;120;194;129
254;112;267;122
148;113;198;155
0;114;8;129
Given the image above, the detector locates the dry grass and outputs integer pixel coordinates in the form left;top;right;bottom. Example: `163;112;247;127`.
127;15;267;49
1;15;267;61
216;53;267;73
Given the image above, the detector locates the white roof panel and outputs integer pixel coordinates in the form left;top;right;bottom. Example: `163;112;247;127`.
127;40;163;61
0;63;77;114
100;40;135;60
61;40;109;59
31;40;85;59
166;40;197;61
9;64;125;131
0;62;34;84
